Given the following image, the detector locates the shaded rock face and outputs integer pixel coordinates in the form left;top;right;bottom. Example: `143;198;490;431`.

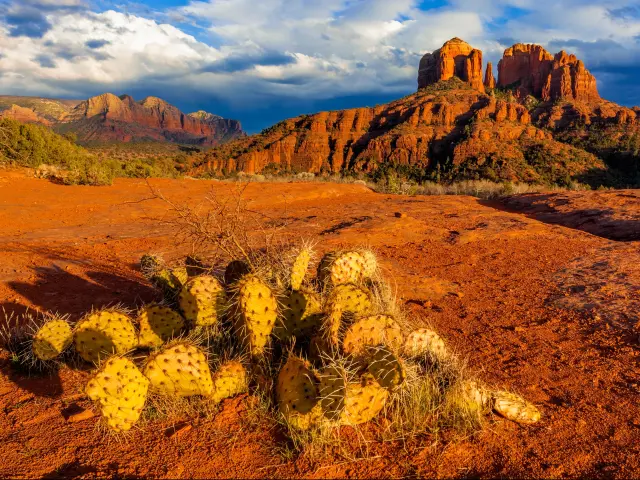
65;93;244;145
418;38;485;92
498;44;600;102
0;104;51;126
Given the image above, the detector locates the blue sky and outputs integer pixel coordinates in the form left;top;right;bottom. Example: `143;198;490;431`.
1;0;640;133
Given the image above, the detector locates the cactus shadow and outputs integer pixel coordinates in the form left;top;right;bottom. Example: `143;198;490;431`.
42;461;98;479
7;265;158;319
0;356;64;399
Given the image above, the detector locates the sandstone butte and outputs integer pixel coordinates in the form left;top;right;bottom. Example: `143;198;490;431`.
196;38;639;184
0;104;51;126
62;93;244;145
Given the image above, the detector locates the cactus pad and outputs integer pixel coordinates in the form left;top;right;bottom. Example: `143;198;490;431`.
143;342;213;397
402;328;448;359
366;345;406;389
179;275;226;327
308;334;338;365
137;305;185;348
326;283;373;316
360;249;378;278
211;360;248;404
32;318;73;361
492;391;541;424
318;251;367;287
342;315;404;357
277;356;323;430
140;254;164;277
318;366;388;425
185;255;208;277
458;380;491;415
232;274;278;356
74;310;138;363
321;303;343;345
85;356;149;432
276;289;322;342
290;248;312;290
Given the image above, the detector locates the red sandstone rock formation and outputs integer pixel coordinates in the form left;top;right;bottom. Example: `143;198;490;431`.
0;104;51;126
498;44;599;102
418;38;485;92
484;62;496;89
65;93;244;145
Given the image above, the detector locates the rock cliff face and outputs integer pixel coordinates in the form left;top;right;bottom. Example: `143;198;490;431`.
0;104;51;126
498;44;600;102
418;38;485;92
64;93;244;145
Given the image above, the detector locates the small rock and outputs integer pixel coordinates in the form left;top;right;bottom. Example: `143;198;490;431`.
67;408;95;423
166;423;192;438
394;212;406;218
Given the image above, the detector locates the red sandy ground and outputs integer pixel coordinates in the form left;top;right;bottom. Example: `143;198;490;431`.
0;169;639;478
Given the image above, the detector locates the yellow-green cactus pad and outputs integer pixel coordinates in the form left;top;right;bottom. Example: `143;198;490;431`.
321;303;343;345
402;328;448;359
137;305;185;348
318;251;367;287
211;360;248;404
232;274;278;356
318;366;388;425
276;289;323;342
342;315;404;357
140;254;164;277
85;356;149;432
290;248;312;291
179;275;226;327
171;267;189;287
492;391;541;424
360;249;378;278
143;342;213;397
74;310;138;363
326;283;373;317
456;380;491;415
341;374;388;425
318;365;347;422
32;318;73;361
365;345;406;389
150;268;186;301
276;356;323;430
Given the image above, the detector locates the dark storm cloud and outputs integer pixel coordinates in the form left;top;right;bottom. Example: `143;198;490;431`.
201;51;297;74
3;0;86;38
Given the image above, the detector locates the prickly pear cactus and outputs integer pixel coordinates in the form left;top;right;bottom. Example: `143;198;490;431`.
32;318;73;361
171;267;188;287
137;305;185;348
342;315;404;357
365;345;406;389
140;253;164;277
275;289;322;342
232;274;278;356
224;260;251;286
74;310;138;363
317;251;367;287
492;391;541;424
456;380;491;416
359;249;378;278
85;356;149;432
276;355;323;430
326;283;373;317
402;328;448;359
318;365;388;425
211;360;248;404
290;247;312;290
308;334;338;365
179;275;227;327
321;303;343;346
143;341;213;397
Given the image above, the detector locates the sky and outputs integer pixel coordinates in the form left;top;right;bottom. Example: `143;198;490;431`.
1;0;640;133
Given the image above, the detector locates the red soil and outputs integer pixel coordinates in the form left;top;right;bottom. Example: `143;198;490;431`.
1;170;639;478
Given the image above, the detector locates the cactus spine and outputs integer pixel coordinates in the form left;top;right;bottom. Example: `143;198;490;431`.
365;345;406;390
290;247;312;290
211;360;248;404
85;356;149;432
74;309;138;363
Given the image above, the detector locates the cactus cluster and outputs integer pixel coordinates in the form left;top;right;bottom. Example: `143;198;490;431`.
6;247;541;437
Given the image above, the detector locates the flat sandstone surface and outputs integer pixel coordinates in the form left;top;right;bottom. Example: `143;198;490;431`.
0;170;639;478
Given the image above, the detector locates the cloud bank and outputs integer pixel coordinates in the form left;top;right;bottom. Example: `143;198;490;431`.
0;0;639;131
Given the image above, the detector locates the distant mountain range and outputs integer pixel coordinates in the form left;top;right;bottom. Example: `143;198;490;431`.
194;38;640;186
0;94;245;146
